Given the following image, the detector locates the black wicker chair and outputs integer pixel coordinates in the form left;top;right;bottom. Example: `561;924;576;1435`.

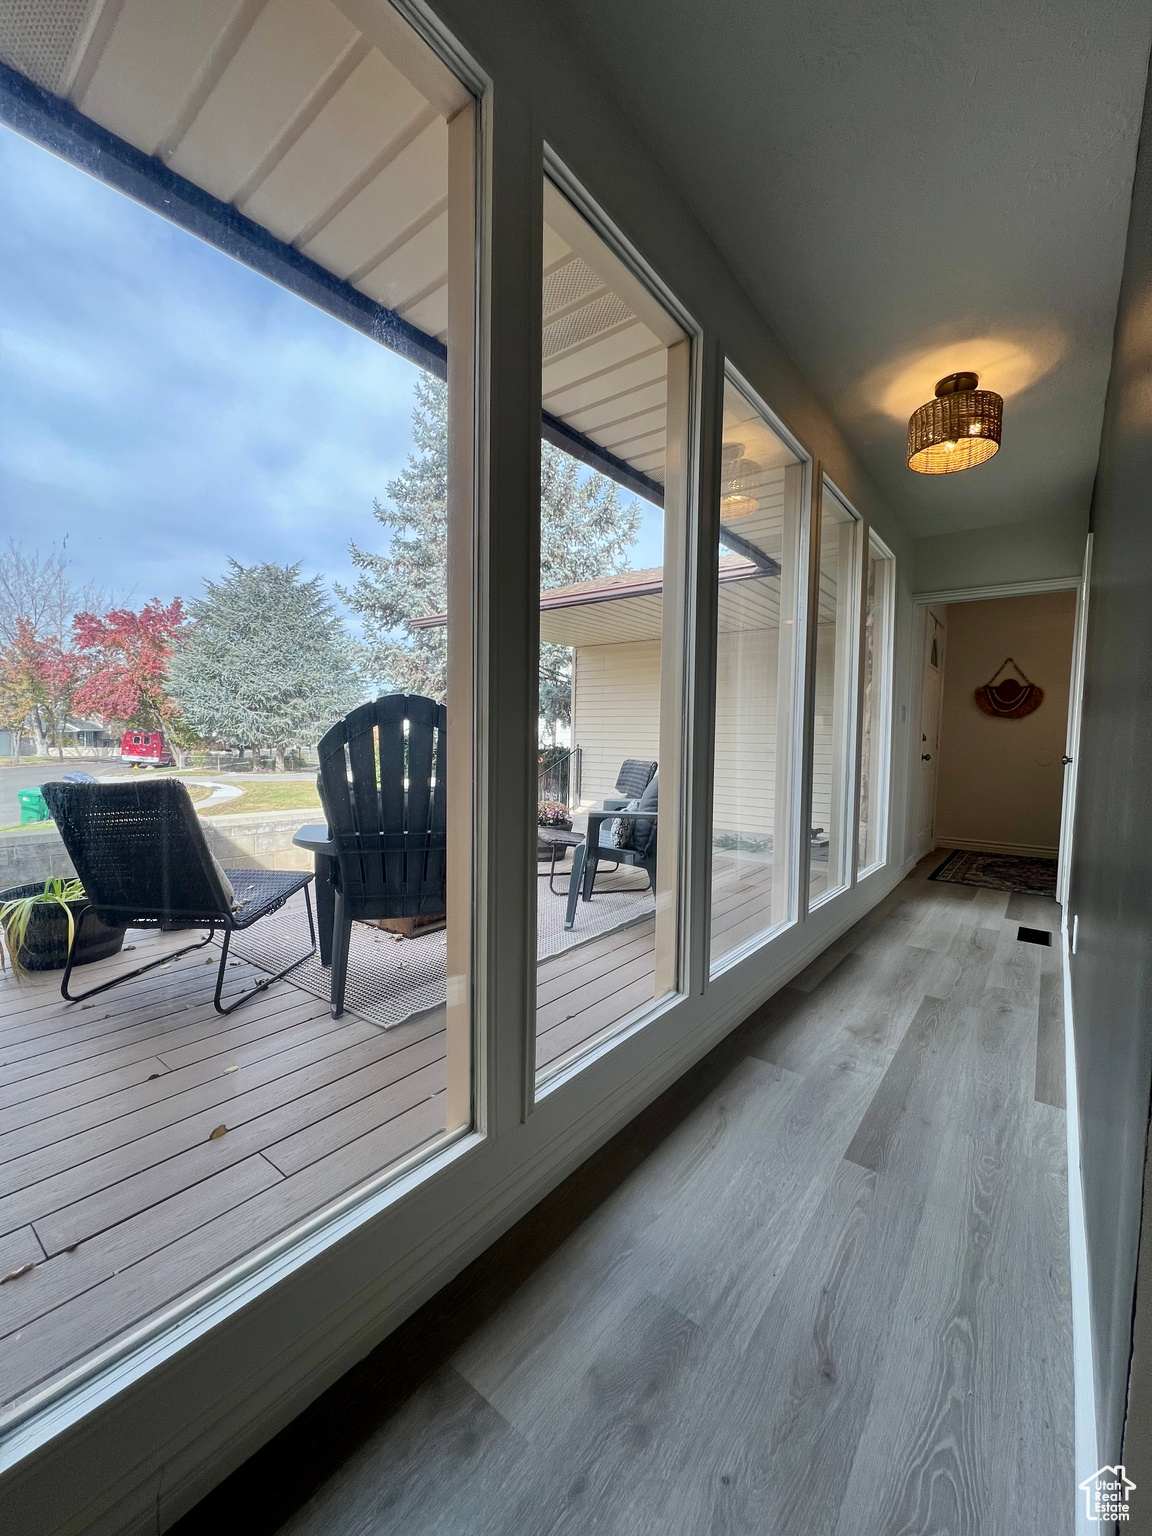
311;693;447;1019
41;779;315;1013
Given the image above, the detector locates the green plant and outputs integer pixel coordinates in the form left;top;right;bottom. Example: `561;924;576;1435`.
0;877;85;979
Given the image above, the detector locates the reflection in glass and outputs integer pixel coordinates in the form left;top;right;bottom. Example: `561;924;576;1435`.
858;538;894;873
709;377;805;970
809;484;860;904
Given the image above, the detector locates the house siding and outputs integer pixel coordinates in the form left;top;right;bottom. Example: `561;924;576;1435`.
573;626;837;838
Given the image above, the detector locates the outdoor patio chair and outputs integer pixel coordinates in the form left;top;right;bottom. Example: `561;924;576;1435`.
565;772;658;929
602;758;657;810
41;779;315;1013
307;693;447;1018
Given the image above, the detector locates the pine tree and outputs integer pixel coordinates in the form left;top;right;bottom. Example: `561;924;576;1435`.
169;561;362;770
339;375;642;733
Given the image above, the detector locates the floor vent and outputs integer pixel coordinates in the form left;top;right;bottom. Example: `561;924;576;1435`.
1017;926;1052;946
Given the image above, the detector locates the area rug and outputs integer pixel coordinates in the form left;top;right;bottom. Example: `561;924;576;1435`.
226;856;655;1029
929;849;1057;898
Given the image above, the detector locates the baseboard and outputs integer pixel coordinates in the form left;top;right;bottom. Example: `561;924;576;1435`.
934;836;1060;859
1063;921;1100;1536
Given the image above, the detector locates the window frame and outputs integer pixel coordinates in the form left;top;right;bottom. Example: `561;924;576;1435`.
531;148;704;1096
0;14;490;1442
805;474;863;913
856;529;897;880
706;363;813;981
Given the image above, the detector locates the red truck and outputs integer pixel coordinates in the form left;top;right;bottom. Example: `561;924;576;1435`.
120;729;175;768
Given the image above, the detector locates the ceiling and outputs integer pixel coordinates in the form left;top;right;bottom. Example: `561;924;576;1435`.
553;0;1152;538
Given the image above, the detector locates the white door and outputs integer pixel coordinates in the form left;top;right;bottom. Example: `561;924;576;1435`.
1057;535;1093;908
917;612;945;853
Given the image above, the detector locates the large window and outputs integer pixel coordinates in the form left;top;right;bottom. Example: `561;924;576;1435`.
0;8;477;1424
809;480;862;906
858;535;895;874
533;172;692;1085
709;374;807;970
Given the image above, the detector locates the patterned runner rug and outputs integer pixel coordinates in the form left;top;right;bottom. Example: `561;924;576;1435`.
929;849;1057;897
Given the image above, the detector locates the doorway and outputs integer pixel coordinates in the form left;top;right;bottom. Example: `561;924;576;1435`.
910;584;1084;891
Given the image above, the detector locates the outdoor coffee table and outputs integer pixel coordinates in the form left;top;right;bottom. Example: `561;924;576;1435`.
537;827;583;895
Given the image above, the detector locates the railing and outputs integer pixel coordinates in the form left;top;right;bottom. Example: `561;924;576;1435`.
538;745;581;809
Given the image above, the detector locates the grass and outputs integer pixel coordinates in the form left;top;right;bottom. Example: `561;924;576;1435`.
199;782;321;816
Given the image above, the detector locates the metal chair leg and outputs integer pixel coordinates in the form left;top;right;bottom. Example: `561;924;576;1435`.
329;887;350;1018
213;883;319;1016
564;842;587;929
62;906;215;1003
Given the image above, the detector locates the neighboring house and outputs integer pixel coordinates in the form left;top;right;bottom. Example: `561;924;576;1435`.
414;464;847;859
55;717;120;756
0;717;120;759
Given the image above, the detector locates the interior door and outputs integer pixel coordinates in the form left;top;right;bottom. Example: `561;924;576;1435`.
918;612;945;852
1057;536;1093;908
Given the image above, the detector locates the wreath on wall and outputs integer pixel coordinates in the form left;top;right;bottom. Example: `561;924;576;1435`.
974;658;1044;718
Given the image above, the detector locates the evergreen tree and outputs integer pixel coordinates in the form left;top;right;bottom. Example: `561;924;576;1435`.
339;375;642;733
169;561;362;770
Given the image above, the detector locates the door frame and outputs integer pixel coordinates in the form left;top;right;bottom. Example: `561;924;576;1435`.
907;601;946;862
1057;534;1093;908
908;563;1089;888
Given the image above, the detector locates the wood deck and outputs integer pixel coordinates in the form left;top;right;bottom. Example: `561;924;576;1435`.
0;857;773;1414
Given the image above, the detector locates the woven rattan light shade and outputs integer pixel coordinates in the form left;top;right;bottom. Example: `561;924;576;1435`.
720;442;761;518
908;372;1003;475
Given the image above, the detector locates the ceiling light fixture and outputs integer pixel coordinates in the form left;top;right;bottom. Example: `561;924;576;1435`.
720;442;761;518
907;372;1003;475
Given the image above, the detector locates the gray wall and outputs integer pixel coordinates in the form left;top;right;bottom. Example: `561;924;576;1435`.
1068;55;1152;1466
912;511;1087;597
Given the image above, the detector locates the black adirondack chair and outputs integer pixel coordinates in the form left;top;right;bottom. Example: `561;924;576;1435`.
41;779;315;1013
311;693;447;1018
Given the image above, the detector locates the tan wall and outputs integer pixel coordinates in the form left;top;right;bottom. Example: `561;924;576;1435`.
572;640;662;807
935;591;1075;855
574;630;835;838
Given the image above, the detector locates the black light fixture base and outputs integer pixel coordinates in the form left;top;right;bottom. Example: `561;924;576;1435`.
934;371;980;396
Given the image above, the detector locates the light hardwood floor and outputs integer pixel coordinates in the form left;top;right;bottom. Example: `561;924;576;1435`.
173;854;1073;1536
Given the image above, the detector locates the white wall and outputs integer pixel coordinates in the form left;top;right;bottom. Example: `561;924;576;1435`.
935;591;1076;855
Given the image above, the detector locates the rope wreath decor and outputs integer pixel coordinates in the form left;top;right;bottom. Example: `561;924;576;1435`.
974;657;1044;718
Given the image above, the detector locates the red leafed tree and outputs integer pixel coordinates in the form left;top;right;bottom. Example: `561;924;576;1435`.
0;618;78;758
72;599;189;761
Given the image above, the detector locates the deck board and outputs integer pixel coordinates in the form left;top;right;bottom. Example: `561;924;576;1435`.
0;860;765;1412
0;905;659;1411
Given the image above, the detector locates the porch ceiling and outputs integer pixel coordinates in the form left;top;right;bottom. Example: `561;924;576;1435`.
554;0;1152;538
0;0;679;497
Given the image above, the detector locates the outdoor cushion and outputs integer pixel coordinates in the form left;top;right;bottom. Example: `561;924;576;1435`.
611;798;641;847
614;758;657;801
632;773;659;856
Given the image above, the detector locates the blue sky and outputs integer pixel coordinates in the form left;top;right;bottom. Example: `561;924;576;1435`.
0;123;662;618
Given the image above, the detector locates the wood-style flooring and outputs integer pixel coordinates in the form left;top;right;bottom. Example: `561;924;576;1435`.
172;854;1073;1536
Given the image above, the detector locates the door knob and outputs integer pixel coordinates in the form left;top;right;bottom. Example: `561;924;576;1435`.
921;753;932;761
1061;755;1073;765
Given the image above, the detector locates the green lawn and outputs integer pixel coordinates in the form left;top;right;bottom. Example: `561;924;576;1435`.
199;781;322;816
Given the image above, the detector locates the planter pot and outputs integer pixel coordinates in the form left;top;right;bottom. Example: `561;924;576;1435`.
0;883;127;972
